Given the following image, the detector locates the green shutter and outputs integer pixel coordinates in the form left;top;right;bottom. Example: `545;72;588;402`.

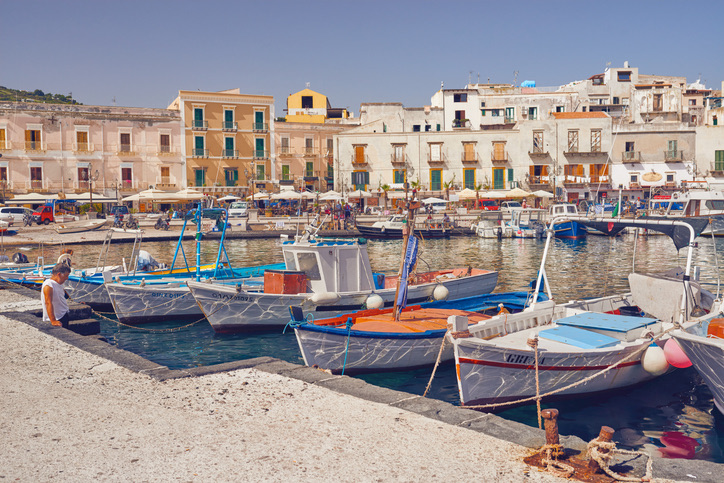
194;108;203;121
716;151;724;171
508;169;514;182
195;136;204;149
225;137;234;150
493;169;504;190
256;164;265;180
255;111;263;123
431;170;441;191
464;169;475;189
225;110;233;123
195;169;205;186
282;165;290;180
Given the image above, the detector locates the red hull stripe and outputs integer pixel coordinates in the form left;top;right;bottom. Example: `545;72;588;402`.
457;357;641;371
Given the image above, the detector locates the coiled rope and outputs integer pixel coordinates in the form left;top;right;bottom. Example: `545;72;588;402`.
587;438;653;482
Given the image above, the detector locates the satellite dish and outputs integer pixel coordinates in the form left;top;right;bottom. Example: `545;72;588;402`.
642;172;663;182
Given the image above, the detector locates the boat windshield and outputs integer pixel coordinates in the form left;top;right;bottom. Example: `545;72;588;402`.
296;253;321;280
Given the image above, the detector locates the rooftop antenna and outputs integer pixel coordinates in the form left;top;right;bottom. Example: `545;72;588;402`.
477;72;480;84
112;96;116;106
468;70;473;85
605;61;611;71
513;70;519;86
306;82;310;88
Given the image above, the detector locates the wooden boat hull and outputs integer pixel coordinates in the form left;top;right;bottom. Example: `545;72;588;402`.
672;329;724;415
356;224;451;239
189;269;498;333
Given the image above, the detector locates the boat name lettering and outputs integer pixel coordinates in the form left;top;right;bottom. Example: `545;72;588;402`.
505;354;545;366
211;293;249;301
151;293;186;299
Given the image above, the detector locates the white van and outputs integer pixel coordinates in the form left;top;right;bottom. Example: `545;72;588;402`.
0;206;32;224
228;201;249;218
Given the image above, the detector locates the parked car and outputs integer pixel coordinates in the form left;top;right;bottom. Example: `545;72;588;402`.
0;206;32;224
32;205;55;225
228;201;249;218
500;201;523;213
109;205;129;217
478;199;499;211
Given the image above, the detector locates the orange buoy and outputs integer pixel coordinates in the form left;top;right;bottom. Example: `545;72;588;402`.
708;318;724;339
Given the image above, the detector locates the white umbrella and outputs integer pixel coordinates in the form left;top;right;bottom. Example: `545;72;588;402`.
217;195;240;202
246;192;269;200
456;188;478;200
421;197;449;204
121;193;141;202
531;190;555;198
480;190;507;199
72;192;117;203
347;189;372;199
300;191;317;200
171;188;205;201
271;191;302;200
504;188;533;198
319;192;343;201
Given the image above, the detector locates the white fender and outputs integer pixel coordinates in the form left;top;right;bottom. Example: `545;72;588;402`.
310;292;340;304
366;293;384;309
433;284;450;301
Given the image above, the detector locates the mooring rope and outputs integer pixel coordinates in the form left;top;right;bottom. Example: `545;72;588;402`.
587;438;653;482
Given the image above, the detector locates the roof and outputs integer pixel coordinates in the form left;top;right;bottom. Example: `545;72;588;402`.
552;112;610;119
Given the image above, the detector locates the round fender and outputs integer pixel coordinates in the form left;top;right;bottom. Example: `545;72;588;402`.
310;292;341;304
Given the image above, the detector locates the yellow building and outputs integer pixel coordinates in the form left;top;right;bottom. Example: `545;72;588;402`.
169;89;274;195
286;88;349;124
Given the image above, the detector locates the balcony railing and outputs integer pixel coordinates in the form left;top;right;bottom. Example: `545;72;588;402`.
222;149;239;159
461;153;479;164
304;147;316;156
279;146;292;155
352;154;369;166
622;151;640;163
253;122;268;132
452;119;469;128
157;177;176;189
157;145;176;156
25;141;46;152
73;142;94;153
222;121;238;131
491;151;508;163
193;148;209;158
664;150;684;162
192;120;208;130
29;179;45;190
118;144;137;156
254;149;269;159
427;154;446;164
390;154;408;166
504;117;514;124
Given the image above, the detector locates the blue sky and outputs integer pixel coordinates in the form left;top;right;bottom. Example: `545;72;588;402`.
2;1;722;115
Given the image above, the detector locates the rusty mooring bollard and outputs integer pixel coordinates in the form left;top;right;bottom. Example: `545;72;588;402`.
588;426;615;473
541;408;563;457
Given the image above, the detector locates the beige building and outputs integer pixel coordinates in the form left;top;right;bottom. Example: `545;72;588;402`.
0;102;183;201
169;89;274;196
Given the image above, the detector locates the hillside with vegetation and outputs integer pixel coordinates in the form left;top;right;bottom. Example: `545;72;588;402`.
0;86;81;104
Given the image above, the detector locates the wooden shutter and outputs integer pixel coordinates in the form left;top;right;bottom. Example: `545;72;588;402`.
355;146;365;163
494;142;505;160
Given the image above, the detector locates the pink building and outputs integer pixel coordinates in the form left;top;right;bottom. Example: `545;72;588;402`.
0;102;184;201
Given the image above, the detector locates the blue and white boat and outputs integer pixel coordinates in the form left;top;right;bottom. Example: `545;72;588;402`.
548;203;587;239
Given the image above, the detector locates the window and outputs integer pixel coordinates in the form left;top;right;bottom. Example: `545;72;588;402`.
304;137;314;155
528;107;537;120
464;168;475;189
533;131;544;153
425;124;431;132
430;169;442;191
194;168;205;187
161;167;170;185
224;137;236;158
481;109;486;116
297;253;321;280
618;71;631;82
567;130;579;152
392;144;405;164
493;168;505;190
255;138;266;158
282;165;290;181
529;165;549;183
625;141;635;152
653;94;663;112
121;167;133;188
120;133;131;152
480;101;486;108
454;110;466;127
668;140;678;158
492;142;506;162
256;164;265;181
327;138;333;154
193;107;205;129
30;166;43;189
0;166;7;183
77;166;90;190
429;143;442;162
689;99;697;106
715;151;724;171
491;109;501;117
306;161;314;178
354;145;366;164
351;171;369;190
25;129;41;150
223;109;235;130
160;134;170;153
412;124;421;132
393;170;406;184
301;96;313;109
0;128;5;149
505;107;514;123
555;106;565;113
591;164;608;183
591;130;601;152
463;142;476;162
630;174;639;185
281;137;290;154
224;169;238;187
76;131;89;151
436;124;441;131
564;164;584;182
454;93;467;102
194;136;205;157
254;111;265;131
327;162;333;179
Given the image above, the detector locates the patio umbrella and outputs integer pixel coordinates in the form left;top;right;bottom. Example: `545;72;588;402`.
319;192;343;201
72;192;118;203
421;197;449;204
246;192;269;200
121;193;141;202
531;190;555;198
271;191;302;200
480;190;507;199
347;189;372;199
170;188;205;201
217;195;240;202
300;191;317;200
505;187;533;198
456;188;478;200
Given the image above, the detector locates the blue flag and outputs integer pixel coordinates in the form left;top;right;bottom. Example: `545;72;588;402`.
395;236;419;310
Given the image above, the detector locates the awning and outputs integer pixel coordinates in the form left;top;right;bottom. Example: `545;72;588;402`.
568;216;709;250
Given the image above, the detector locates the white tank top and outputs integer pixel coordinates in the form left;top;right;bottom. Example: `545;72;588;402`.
41;279;69;322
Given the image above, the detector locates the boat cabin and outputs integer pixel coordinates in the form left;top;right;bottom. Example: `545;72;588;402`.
664;190;724;217
548;203;579;217
280;238;380;294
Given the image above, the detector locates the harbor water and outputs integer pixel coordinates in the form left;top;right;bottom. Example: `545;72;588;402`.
29;233;724;462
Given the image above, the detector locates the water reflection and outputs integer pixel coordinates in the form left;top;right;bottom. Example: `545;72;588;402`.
11;233;724;462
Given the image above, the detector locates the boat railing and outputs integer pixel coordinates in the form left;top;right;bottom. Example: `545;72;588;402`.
466;302;565;339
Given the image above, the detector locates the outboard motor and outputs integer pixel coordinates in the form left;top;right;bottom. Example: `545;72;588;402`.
136;250;160;272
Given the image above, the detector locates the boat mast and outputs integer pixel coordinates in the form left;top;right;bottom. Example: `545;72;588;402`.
392;190;418;321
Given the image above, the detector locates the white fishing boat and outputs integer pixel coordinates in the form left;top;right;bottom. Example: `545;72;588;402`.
54;218;108;234
448;215;720;409
470;215;513;239
507;208;546;238
646;188;724;236
188;234;498;333
671;323;724;415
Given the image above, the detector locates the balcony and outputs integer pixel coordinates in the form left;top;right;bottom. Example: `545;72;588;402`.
564;149;605;158
504;117;514;124
491;151;508;164
76;181;91;192
529;146;549;157
73;142;94;153
427;154;446;165
118;144;137;156
303;147;317;156
254;149;269;159
222;149;239;159
664;150;684;162
352;154;369;167
622;151;640;163
157;145;176;156
157;177;177;189
25;141;46;152
452;119;470;129
28;180;46;191
192;148;209;158
222;121;238;131
253;122;268;132
390;154;408;166
192;120;208;130
279;146;292;156
461;153;479;164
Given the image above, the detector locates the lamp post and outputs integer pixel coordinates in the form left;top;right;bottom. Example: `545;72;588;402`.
88;166;99;216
